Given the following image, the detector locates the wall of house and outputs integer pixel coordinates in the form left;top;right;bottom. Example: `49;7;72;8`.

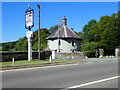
48;38;80;53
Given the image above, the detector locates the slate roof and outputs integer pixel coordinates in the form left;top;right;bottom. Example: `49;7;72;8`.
43;46;51;51
46;17;82;40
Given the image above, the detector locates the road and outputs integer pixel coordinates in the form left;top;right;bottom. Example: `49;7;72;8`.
2;58;119;89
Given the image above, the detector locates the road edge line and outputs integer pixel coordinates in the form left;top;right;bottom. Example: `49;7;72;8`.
68;76;120;89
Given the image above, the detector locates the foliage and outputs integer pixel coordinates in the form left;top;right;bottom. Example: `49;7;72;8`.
82;19;97;42
80;42;98;52
81;11;120;55
2;28;50;51
75;32;84;38
117;46;120;48
2;41;16;51
13;37;27;51
32;28;50;50
49;25;58;33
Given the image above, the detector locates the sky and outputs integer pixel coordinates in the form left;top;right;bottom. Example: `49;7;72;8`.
1;2;118;43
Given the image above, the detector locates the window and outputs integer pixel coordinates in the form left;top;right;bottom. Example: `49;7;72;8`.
59;40;61;45
72;41;75;46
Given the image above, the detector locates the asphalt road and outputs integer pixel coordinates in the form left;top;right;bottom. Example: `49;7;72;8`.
2;58;119;89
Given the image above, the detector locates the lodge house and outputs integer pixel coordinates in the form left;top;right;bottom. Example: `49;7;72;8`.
45;16;82;53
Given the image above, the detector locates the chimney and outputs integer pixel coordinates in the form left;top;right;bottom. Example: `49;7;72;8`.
62;16;67;25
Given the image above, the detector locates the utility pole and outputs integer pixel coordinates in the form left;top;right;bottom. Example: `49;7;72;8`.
37;4;40;60
58;17;60;53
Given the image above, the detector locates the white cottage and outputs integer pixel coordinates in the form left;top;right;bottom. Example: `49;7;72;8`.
45;16;82;53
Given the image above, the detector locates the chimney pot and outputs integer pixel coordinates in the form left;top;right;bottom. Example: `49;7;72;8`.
62;16;67;25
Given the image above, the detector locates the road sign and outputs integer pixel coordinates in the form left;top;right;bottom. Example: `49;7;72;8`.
25;5;34;61
25;6;34;30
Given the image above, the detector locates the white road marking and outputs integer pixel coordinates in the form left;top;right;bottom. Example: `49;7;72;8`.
1;63;79;72
67;76;119;89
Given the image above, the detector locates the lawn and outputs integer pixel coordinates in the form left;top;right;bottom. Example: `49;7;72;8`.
1;59;84;67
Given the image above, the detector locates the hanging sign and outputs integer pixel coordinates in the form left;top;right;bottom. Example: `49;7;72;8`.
25;7;34;30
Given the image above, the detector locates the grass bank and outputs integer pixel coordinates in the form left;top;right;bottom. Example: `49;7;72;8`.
0;59;84;67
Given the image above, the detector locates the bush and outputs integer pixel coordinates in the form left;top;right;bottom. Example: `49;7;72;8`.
83;51;96;58
81;42;98;52
44;51;51;59
117;46;120;48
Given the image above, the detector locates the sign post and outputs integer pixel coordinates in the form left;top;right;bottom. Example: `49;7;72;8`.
12;58;15;65
25;5;34;61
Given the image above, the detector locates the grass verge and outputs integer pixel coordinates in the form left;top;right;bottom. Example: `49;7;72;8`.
0;59;84;67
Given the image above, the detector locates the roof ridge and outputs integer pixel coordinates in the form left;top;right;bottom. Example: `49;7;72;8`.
66;26;77;36
63;25;67;37
46;23;82;39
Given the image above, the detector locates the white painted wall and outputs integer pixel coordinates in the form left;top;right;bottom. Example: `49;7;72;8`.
48;39;80;53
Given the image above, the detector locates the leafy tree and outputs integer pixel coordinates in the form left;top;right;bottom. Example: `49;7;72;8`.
8;42;16;51
88;11;120;55
49;25;58;33
75;32;83;38
32;28;50;50
82;19;97;42
80;42;98;52
2;28;50;51
13;37;28;51
2;43;9;51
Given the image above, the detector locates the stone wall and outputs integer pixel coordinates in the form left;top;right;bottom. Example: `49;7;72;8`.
115;48;120;57
99;49;104;56
1;51;51;62
1;51;38;62
55;52;85;60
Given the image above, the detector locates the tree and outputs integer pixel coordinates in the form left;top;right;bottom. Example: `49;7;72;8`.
2;28;50;51
82;19;97;42
80;42;98;52
13;37;28;51
9;42;16;51
2;43;9;51
32;28;50;50
49;25;58;33
75;32;83;38
88;11;120;55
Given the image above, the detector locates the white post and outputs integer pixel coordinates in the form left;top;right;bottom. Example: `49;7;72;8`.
49;56;52;63
52;50;55;59
28;38;32;61
26;31;33;61
115;48;120;57
85;56;88;59
12;58;15;65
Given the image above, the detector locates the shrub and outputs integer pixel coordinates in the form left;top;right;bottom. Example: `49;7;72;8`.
81;42;98;52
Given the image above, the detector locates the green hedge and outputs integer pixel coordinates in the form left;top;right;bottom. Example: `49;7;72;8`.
1;51;52;62
1;51;38;62
83;51;96;57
